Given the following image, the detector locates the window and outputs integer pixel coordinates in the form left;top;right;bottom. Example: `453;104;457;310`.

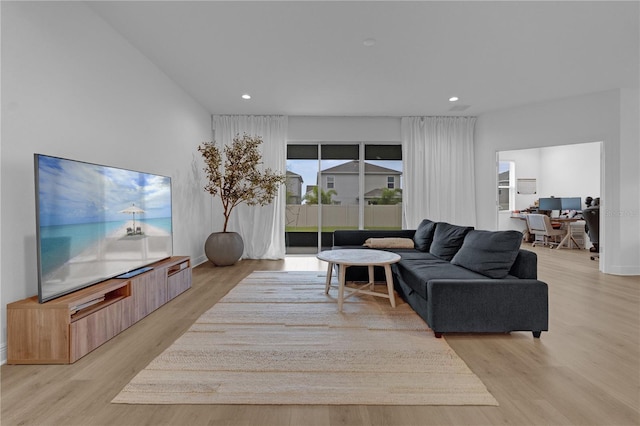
498;161;515;211
387;176;395;189
326;176;334;189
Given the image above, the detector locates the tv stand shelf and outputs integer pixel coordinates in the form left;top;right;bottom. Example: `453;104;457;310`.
7;256;191;364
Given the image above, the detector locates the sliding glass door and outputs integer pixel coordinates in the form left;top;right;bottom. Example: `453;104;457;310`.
286;143;402;254
363;145;403;230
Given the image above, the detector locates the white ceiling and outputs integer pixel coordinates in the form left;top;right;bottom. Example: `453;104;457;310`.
89;1;639;117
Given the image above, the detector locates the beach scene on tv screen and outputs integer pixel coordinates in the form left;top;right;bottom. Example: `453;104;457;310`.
37;155;173;300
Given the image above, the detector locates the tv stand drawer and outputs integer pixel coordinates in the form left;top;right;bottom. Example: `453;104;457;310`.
70;298;133;362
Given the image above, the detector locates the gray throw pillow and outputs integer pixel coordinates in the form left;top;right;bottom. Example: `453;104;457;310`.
413;219;436;251
429;222;474;260
451;230;524;278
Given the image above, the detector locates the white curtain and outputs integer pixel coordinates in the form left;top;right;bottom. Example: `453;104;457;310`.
211;115;288;259
401;116;477;228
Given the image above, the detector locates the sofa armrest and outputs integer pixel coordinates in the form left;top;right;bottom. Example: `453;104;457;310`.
426;279;548;334
333;229;416;247
509;249;538;279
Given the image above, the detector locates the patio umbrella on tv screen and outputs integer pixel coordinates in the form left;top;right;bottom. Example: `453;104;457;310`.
120;203;145;233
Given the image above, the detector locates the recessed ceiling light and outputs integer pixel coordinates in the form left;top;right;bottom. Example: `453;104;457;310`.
363;38;376;47
449;96;459;102
241;94;251;100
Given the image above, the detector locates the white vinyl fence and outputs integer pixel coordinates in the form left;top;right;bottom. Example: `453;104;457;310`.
286;204;402;230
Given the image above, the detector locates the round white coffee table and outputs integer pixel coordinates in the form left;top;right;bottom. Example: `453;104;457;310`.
316;249;401;312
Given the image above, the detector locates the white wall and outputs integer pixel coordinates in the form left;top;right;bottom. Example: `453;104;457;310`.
538;142;601;202
288;116;401;142
476;89;640;275
617;89;640;275
1;2;212;362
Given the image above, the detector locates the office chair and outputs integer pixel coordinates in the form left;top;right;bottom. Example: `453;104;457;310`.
583;206;600;260
526;214;566;248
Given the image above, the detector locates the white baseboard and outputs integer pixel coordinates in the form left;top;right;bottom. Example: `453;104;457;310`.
1;342;7;365
192;255;208;267
605;265;640;276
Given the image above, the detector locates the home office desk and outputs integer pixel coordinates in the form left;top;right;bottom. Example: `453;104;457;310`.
511;214;584;249
550;217;584;249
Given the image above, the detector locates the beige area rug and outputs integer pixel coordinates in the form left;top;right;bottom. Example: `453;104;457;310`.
112;271;498;405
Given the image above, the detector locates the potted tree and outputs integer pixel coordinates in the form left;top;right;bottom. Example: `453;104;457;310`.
198;133;286;266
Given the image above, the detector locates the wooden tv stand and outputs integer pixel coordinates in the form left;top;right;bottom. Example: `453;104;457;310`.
7;256;191;364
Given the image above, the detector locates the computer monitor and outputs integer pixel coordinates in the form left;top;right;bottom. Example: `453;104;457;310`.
538;197;562;211
561;197;582;211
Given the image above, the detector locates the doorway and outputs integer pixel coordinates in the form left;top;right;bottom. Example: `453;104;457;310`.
497;141;603;253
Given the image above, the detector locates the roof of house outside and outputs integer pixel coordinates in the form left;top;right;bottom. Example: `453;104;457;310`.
321;160;401;175
364;188;403;198
498;170;509;186
286;170;303;181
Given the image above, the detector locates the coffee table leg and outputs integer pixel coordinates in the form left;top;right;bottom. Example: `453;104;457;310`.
367;265;375;290
338;264;347;312
324;261;333;294
384;264;396;308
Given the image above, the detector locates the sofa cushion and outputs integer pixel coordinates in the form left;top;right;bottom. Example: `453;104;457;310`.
397;251;440;261
333;229;415;246
363;237;415;249
451;230;523;278
413;219;437;252
393;259;488;299
429;222;474;260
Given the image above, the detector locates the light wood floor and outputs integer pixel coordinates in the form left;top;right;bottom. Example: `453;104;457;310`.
2;245;639;425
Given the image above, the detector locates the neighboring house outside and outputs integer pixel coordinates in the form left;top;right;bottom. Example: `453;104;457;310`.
286;171;303;205
305;185;317;197
364;188;402;205
318;161;402;205
498;170;510;211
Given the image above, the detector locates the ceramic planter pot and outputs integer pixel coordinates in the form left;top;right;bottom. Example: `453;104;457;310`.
204;232;244;266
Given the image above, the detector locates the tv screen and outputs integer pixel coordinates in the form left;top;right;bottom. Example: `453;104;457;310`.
35;154;173;302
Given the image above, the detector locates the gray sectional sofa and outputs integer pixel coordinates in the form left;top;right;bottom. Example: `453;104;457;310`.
332;219;549;338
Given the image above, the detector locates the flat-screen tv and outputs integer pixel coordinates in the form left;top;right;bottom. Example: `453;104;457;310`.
34;154;173;302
